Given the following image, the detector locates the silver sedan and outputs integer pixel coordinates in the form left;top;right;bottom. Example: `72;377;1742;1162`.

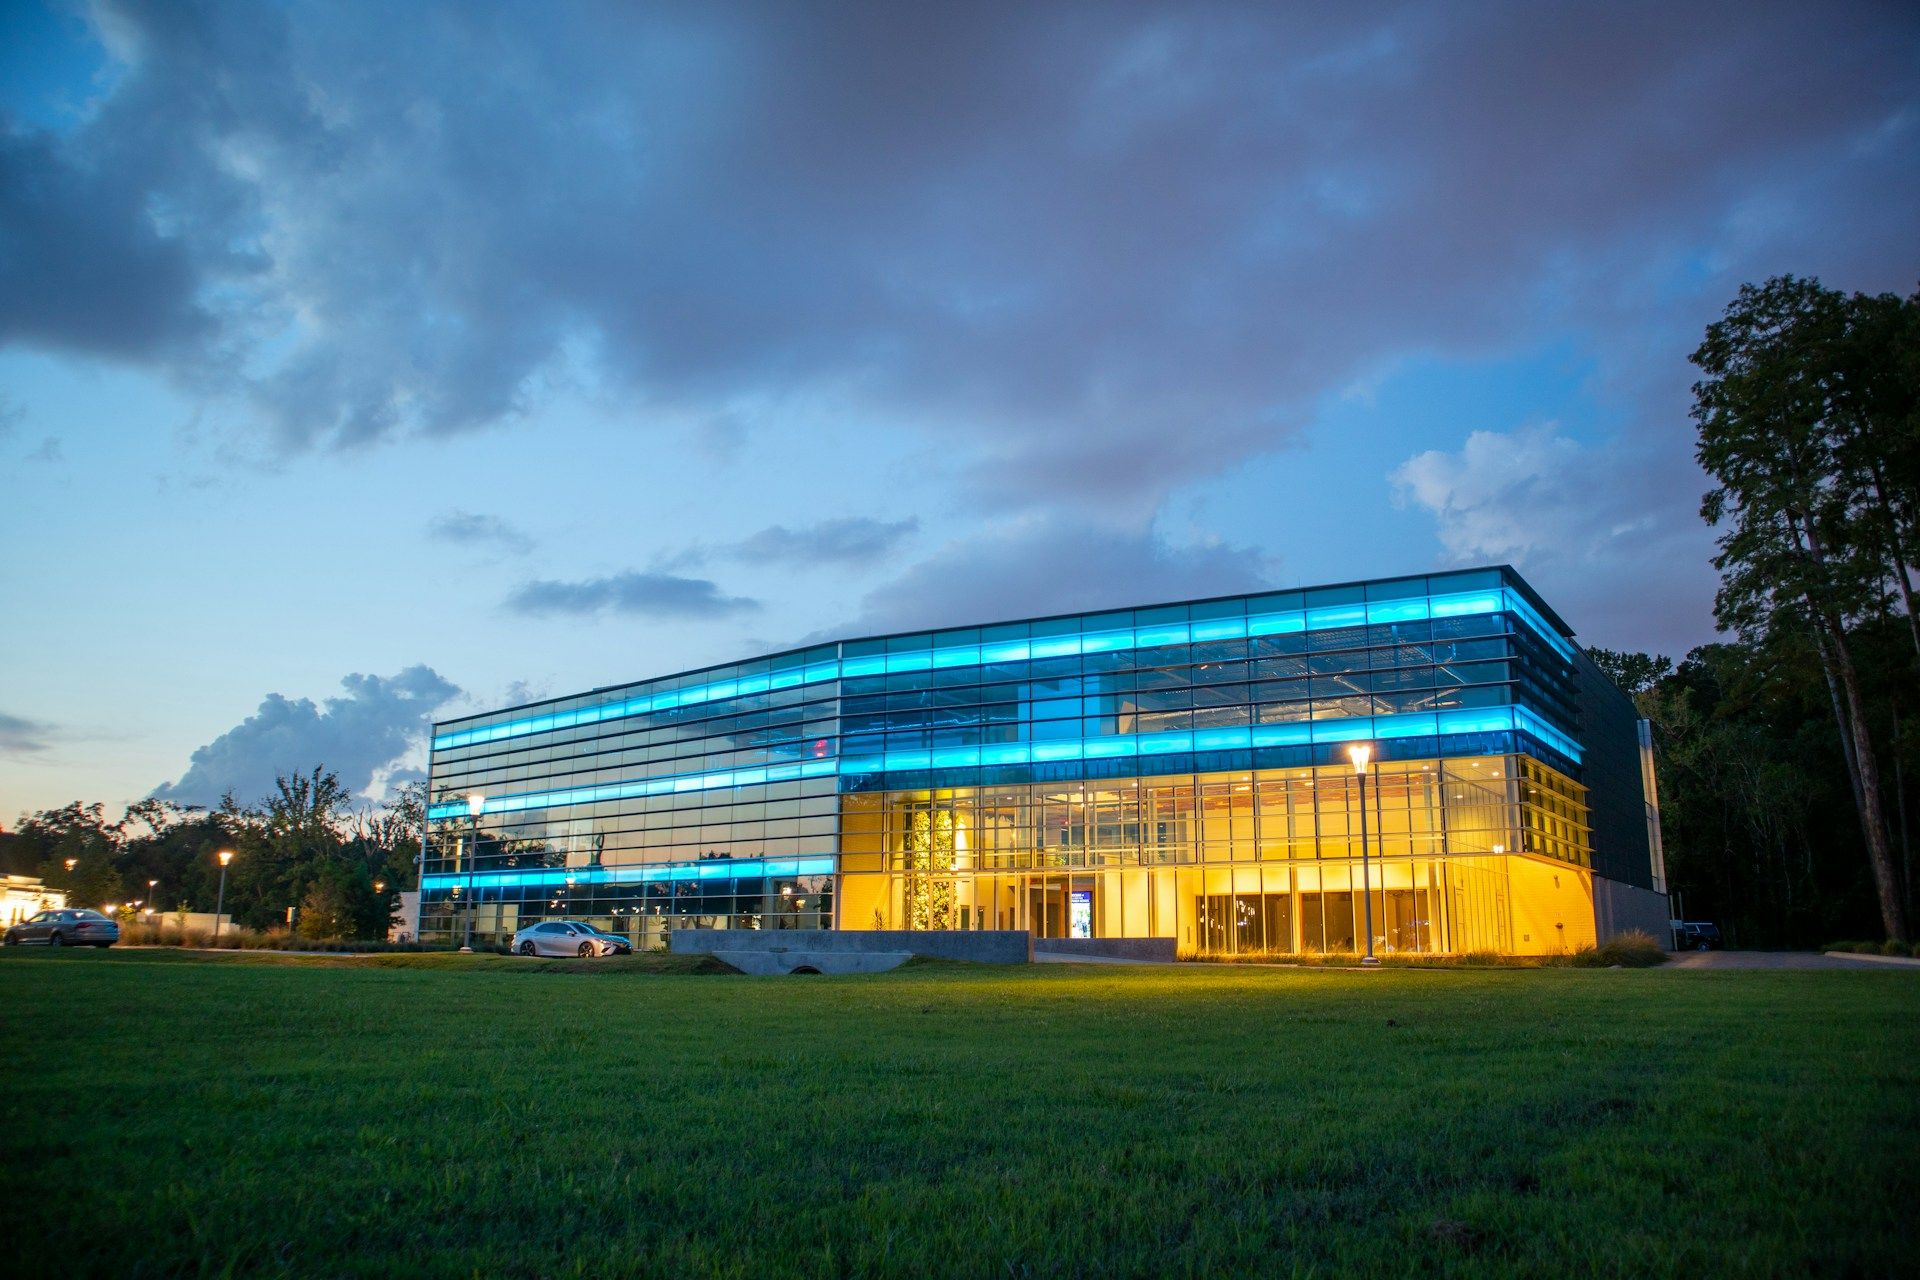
4;909;120;948
511;920;631;957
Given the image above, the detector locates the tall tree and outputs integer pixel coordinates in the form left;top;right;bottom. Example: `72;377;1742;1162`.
1693;276;1913;941
1586;648;1673;699
1829;286;1920;657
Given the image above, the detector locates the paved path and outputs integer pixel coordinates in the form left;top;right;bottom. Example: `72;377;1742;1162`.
1668;950;1917;970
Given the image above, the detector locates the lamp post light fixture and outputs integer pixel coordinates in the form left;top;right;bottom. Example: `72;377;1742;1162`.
214;850;235;939
461;793;485;953
1346;743;1380;966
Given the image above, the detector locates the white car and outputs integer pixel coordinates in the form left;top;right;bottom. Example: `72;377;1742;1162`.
511;919;632;957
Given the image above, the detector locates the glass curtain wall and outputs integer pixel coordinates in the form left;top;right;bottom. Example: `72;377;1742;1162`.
838;753;1594;955
417;568;1614;950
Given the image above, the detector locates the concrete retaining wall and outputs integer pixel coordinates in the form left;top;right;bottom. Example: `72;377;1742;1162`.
670;928;1032;967
1033;937;1178;962
1593;876;1672;944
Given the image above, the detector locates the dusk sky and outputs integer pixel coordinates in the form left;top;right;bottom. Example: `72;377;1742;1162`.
3;0;1916;822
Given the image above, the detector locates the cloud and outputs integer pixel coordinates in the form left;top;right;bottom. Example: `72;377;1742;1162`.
1;0;1910;515
427;510;534;554
0;125;211;360
0;711;54;755
153;665;460;807
1389;424;1718;653
504;571;758;619
24;436;61;463
675;517;920;570
1390;425;1590;565
816;516;1274;641
731;517;919;566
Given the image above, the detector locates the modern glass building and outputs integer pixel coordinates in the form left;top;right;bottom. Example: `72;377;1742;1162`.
421;566;1669;956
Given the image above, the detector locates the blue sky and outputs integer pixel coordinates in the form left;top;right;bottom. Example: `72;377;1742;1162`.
3;0;1916;820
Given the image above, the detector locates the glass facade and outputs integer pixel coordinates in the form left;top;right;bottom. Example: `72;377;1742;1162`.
421;567;1654;955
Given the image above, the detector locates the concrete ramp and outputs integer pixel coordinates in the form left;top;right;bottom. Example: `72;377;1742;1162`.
712;949;914;976
671;927;1031;973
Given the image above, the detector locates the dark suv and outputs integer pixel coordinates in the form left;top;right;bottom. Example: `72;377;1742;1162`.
1676;921;1722;951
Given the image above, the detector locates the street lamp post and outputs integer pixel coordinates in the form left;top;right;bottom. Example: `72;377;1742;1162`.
214;850;235;940
461;793;485;953
1346;743;1380;966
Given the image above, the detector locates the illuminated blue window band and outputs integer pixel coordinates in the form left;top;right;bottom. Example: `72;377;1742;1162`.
433;587;1576;750
428;704;1581;822
421;854;837;893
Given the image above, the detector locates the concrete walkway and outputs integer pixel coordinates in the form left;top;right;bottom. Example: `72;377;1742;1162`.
1667;950;1918;970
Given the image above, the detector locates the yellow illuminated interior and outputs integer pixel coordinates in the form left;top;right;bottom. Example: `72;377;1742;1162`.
839;753;1594;956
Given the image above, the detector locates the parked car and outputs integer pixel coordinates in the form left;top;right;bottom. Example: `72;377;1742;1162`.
1676;921;1722;951
511;920;632;957
3;909;120;948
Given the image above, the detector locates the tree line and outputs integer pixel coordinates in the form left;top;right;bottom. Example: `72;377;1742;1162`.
0;768;422;941
1592;274;1918;946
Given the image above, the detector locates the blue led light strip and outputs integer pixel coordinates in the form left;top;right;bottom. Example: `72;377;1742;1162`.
421;854;837;893
431;757;841;820
429;704;1581;821
433;587;1575;750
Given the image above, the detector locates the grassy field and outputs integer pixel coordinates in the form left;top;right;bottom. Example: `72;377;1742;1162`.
1;951;1914;1278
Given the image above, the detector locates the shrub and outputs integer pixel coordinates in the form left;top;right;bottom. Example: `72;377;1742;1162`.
1880;940;1909;957
1570;930;1668;968
114;920;446;953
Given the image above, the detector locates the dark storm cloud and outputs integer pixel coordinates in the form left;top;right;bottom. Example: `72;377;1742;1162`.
427;510;535;555
0;711;55;755
0;127;209;358
5;0;1913;510
153;665;460;807
504;572;758;619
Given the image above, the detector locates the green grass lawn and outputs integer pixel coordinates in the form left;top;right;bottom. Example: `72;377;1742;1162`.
1;951;1914;1278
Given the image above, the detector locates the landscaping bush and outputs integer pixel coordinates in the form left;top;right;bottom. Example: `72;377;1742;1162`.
1180;947;1560;968
114;921;447;953
1825;939;1920;957
1570;930;1668;968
